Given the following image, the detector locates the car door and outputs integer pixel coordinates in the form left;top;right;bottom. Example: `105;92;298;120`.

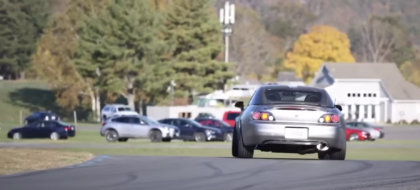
37;121;55;138
180;120;195;139
113;116;131;137
130;117;149;138
21;121;40;138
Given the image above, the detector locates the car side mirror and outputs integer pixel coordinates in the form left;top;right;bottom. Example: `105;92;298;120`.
234;101;244;111
335;105;342;111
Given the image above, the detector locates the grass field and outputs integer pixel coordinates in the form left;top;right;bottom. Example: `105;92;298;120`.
0;148;93;175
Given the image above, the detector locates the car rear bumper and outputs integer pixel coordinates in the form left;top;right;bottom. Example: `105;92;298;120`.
241;121;345;149
206;133;225;141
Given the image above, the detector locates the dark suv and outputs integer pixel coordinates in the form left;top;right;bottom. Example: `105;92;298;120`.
158;118;225;142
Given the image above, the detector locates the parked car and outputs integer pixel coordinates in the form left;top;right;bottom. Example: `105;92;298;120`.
100;115;179;142
195;112;216;119
101;104;138;121
158;118;224;142
222;111;241;127
345;121;384;140
345;126;371;141
24;111;60;125
7;120;76;140
195;118;234;141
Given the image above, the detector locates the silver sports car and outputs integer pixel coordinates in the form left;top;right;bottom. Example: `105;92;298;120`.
232;85;346;160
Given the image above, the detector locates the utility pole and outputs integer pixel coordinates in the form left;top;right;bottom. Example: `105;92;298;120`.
219;1;235;92
167;80;176;106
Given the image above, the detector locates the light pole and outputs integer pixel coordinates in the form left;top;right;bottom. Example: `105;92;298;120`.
219;1;235;92
167;80;176;106
219;1;235;63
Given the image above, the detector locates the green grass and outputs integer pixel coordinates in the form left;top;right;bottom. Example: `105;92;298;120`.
0;80;95;124
0;80;52;123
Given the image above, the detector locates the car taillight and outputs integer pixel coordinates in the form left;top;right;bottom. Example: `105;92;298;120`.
64;127;70;131
251;111;275;121
319;114;340;123
102;122;106;126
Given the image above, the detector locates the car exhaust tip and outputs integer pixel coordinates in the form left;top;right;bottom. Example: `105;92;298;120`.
316;143;329;151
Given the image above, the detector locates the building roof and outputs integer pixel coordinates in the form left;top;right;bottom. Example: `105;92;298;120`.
277;71;303;82
322;62;420;100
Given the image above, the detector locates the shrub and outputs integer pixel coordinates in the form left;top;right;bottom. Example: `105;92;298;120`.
399;120;408;125
411;119;420;125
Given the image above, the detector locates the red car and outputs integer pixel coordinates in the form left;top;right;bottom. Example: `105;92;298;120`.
345;127;371;141
222;111;241;127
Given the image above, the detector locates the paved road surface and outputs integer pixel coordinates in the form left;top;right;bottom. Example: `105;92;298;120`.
1;156;420;190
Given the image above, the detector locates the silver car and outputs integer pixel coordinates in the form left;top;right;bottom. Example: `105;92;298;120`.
345;121;384;140
100;115;179;142
232;85;346;160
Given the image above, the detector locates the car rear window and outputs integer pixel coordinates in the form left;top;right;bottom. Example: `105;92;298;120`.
56;121;70;126
118;107;133;111
226;113;240;120
264;89;323;104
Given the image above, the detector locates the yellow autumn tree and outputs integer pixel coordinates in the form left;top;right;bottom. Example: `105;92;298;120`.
283;25;355;83
399;61;420;86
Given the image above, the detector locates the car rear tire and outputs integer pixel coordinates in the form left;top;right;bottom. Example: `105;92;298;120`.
105;130;119;142
162;138;172;142
118;138;128;142
150;130;162;142
232;126;254;158
349;133;359;141
194;132;206;142
12;132;22;140
318;145;346;160
50;132;60;141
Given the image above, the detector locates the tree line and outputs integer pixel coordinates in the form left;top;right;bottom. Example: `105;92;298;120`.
1;0;420;121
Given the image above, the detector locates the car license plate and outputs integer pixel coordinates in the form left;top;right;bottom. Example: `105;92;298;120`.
285;128;308;139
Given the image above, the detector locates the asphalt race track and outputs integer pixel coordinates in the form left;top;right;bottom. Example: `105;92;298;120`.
1;156;420;190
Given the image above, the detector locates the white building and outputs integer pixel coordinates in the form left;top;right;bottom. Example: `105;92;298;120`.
310;62;420;123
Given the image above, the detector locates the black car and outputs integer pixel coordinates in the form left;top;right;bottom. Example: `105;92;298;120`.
24;111;60;125
7;120;76;140
158;118;225;142
195;118;234;141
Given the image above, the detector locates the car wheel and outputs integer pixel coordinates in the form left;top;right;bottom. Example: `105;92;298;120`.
105;130;119;142
318;144;346;160
149;130;162;142
162;138;172;142
13;132;22;140
194;132;206;142
224;132;233;142
50;132;60;140
233;126;254;158
349;134;359;141
231;128;238;157
118;138;128;142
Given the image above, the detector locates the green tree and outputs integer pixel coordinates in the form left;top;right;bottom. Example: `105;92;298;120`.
0;0;50;79
32;0;111;120
165;0;234;101
76;0;174;109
